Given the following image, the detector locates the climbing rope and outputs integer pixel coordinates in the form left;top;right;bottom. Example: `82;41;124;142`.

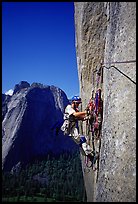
102;59;136;65
98;59;136;84
102;65;136;85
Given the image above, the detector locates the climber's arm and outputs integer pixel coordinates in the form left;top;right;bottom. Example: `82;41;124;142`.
73;111;87;120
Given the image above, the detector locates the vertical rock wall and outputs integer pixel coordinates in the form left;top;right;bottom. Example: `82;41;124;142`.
74;2;136;202
74;2;107;106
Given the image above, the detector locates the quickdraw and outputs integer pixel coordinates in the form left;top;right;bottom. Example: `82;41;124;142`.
84;151;99;172
84;154;97;173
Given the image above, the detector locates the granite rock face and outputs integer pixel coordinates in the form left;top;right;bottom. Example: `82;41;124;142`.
2;81;78;171
2;94;11;121
74;2;136;202
13;81;30;94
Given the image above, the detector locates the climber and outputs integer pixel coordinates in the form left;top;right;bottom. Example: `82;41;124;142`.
61;95;98;167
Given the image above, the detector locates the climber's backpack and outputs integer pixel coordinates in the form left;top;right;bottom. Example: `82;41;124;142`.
61;113;76;135
60;112;70;135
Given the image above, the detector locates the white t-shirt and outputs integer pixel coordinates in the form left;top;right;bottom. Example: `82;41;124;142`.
64;104;79;139
65;104;75;116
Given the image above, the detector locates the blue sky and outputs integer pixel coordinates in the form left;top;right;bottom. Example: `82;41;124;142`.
2;2;79;98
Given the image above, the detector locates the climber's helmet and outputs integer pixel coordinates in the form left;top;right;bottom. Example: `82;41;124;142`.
71;96;82;104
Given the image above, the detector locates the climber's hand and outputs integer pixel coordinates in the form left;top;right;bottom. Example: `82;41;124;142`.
84;115;91;120
85;107;90;116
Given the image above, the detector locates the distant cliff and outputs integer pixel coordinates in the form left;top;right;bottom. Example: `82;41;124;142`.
74;2;136;202
2;81;79;171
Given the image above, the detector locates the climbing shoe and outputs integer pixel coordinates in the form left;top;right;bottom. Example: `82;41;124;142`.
93;152;99;164
87;151;99;167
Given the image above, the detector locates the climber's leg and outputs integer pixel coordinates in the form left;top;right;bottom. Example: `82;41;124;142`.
71;127;81;145
81;142;93;155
